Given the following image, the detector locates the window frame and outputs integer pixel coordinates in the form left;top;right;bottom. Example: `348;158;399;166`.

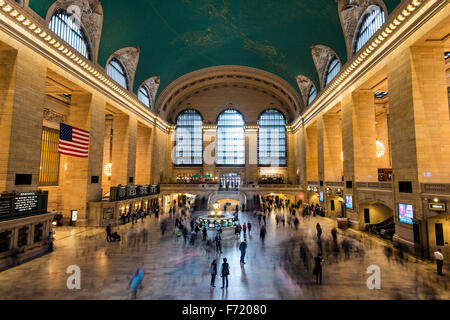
138;85;152;108
353;5;386;55
307;85;317;106
324;56;341;87
257;109;287;167
49;9;92;60
216;109;246;167
107;58;129;90
174;109;204;166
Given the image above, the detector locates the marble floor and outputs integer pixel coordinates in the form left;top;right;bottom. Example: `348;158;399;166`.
0;209;448;300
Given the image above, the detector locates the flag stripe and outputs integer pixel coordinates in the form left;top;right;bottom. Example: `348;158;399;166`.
58;123;90;158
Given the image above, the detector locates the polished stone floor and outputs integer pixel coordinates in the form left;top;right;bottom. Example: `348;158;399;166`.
0;209;448;300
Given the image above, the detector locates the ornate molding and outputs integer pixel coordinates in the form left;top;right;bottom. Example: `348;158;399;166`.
43;108;65;124
107;47;140;91
141;76;160;108
336;0;388;59
310;45;341;90
296;75;315;106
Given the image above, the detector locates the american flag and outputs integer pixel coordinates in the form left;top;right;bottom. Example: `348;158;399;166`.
58;123;90;158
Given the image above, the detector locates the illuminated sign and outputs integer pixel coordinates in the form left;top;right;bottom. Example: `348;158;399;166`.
319;192;324;202
398;204;413;224
71;210;78;222
428;203;446;212
345;195;353;210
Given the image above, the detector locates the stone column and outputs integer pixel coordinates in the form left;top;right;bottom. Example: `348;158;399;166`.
245;127;258;183
135;124;152;185
111;113;137;186
388;45;450;251
305;123;319;182
323;114;343;182
296;127;307;187
341;91;378;183
203;127;216;181
61;93;105;225
0;46;46;192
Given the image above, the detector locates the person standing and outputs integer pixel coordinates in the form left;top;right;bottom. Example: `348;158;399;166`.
242;223;247;236
239;239;248;264
260;225;267;244
209;259;218;288
434;248;444;276
160;221;166;236
182;227;188;244
313;254;324;285
221;258;230;289
47;231;54;253
106;224;112;242
316;223;323;240
248;222;252;234
215;233;222;254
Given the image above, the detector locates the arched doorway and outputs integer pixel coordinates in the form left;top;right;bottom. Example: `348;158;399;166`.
359;201;394;240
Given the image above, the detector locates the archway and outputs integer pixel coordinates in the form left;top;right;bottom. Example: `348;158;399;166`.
359;201;394;240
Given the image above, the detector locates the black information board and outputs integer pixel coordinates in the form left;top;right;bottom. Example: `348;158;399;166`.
110;185;160;201
0;195;13;216
14;192;39;213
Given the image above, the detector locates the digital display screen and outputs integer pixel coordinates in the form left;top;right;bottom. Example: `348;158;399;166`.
319;192;324;202
345;195;353;210
398;203;413;224
209;223;216;228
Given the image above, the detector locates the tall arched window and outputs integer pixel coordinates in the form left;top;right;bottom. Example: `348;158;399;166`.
175;110;203;165
138;85;151;108
325;57;341;86
49;9;91;60
217;109;245;166
107;58;128;90
354;6;386;54
307;85;317;105
258;109;287;167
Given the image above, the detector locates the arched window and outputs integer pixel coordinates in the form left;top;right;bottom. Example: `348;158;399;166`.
107;58;128;90
49;9;91;60
138;85;151;108
325;57;341;86
216;109;245;166
175;110;203;165
258;109;287;167
354;6;386;54
307;85;317;105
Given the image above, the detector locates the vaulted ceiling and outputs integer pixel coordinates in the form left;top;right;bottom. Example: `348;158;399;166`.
30;0;401;99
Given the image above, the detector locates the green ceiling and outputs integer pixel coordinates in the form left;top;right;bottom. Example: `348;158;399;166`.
30;0;401;98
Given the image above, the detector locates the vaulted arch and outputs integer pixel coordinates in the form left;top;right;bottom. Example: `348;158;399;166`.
106;47;140;92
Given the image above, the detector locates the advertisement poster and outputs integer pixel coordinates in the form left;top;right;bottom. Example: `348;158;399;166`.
398;203;413;224
319;192;324;202
345;195;353;210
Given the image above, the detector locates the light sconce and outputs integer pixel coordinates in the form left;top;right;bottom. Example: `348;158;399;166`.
104;163;112;177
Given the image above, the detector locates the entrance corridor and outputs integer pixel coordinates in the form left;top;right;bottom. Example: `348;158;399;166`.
0;210;448;300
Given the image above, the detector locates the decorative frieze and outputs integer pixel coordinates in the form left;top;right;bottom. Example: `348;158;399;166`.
310;45;341;89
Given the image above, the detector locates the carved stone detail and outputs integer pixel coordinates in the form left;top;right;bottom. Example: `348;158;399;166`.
296;75;315;106
141;76;160;108
310;45;341;89
336;0;387;59
47;1;103;61
43;108;65;124
108;47;140;91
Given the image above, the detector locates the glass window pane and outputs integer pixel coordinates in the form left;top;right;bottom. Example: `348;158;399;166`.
49;9;91;60
217;109;245;166
258;109;286;166
175;110;203;165
307;86;317;105
138;86;151;108
107;59;128;90
355;6;385;53
325;57;341;86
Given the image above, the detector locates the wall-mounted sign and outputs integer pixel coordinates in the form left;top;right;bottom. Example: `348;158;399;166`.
0;191;47;221
319;192;324;202
398;203;413;225
103;207;115;220
71;210;78;222
345;195;353;210
428;203;446;212
110;185;160;201
14;192;39;213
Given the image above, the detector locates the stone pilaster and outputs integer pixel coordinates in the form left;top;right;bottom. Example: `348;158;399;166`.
245;127;258;183
135;125;152;185
0;46;46;192
61;93;105;225
305;123;319;182
111;113;137;186
323;114;343;182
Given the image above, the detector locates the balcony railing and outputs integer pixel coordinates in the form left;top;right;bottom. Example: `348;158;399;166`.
356;182;392;190
421;183;450;195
